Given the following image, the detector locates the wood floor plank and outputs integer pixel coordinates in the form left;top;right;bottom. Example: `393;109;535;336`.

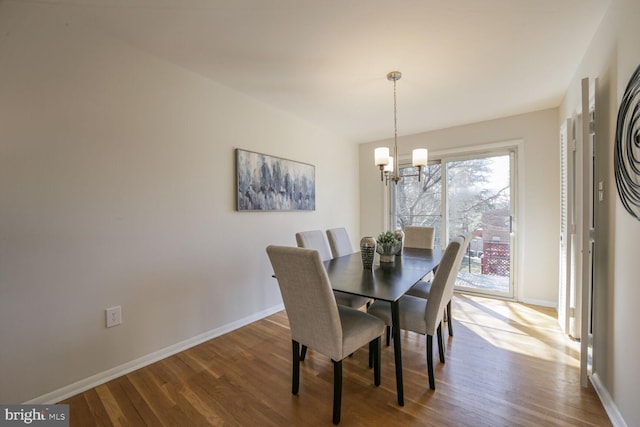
108;376;160;427
61;295;612;426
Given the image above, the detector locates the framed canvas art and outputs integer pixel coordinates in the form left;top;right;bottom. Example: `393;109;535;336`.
236;149;315;211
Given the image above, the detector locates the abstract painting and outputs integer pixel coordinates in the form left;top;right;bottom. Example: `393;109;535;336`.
236;149;315;211
615;63;640;221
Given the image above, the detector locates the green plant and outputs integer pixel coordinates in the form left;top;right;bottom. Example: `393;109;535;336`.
376;231;400;245
376;231;401;256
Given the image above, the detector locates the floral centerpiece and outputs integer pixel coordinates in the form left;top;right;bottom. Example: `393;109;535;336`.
376;231;402;263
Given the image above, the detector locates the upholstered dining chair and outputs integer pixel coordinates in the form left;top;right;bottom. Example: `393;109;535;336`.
266;245;384;425
381;226;437;345
403;226;436;249
295;230;333;261
326;227;353;258
296;230;370;310
406;233;472;337
367;236;465;390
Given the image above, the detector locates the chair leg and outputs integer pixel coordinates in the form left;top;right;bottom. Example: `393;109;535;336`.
447;300;454;337
426;335;435;390
437;323;445;363
292;340;300;395
332;360;343;425
370;337;381;386
369;332;384;369
300;345;308;361
385;325;391;346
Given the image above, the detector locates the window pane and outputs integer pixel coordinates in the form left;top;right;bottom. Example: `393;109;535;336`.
393;163;442;247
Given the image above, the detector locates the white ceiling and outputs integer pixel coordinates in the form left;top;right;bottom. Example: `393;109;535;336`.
55;0;610;143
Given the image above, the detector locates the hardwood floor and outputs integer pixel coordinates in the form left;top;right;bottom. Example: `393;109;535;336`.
62;295;611;426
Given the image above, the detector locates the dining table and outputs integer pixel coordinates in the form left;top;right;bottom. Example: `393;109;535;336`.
323;247;443;406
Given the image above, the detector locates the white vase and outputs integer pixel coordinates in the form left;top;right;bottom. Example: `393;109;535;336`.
379;253;395;263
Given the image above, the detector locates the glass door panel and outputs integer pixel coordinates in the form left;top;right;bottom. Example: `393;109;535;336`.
446;155;513;297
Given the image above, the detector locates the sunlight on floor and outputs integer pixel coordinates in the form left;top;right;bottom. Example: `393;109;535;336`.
454;294;580;366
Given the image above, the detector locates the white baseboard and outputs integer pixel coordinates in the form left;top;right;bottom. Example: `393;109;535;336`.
26;304;285;405
590;372;627;427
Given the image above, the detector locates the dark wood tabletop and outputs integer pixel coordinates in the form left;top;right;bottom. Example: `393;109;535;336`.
324;247;442;302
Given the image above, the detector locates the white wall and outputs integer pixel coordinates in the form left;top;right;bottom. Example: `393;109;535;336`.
0;1;359;403
359;109;560;305
559;0;640;425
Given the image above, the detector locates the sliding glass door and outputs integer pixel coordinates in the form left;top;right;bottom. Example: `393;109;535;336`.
392;151;515;298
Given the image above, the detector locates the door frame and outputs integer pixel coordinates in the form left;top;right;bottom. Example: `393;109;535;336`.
560;78;595;387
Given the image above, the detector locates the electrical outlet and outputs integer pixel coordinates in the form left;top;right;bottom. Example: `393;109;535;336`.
105;306;122;328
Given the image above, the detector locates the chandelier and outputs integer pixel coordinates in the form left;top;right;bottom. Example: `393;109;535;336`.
374;71;428;184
